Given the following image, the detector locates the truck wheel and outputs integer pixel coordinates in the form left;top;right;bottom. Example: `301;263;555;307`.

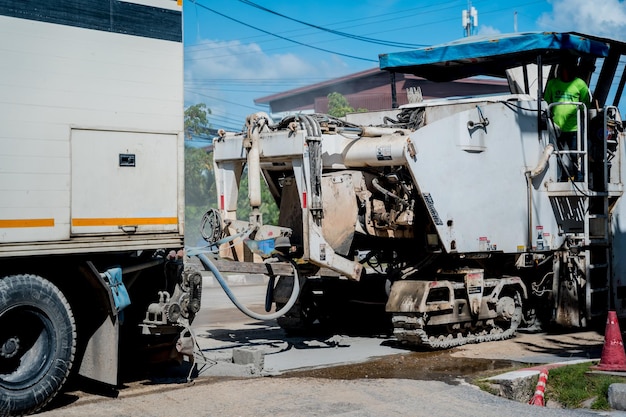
0;275;76;416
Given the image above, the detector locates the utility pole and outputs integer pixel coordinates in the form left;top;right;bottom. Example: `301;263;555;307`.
462;1;478;37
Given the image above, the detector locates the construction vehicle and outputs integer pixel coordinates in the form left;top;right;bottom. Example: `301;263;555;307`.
208;32;626;349
0;2;201;415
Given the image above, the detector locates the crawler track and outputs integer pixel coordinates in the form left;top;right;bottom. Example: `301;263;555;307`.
392;295;523;350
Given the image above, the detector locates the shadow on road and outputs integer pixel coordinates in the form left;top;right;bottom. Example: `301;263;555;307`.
194;319;394;355
512;331;603;360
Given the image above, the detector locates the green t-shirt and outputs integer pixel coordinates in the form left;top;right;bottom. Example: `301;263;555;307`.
544;77;591;132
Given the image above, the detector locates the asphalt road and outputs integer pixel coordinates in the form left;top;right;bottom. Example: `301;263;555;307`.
192;276;410;375
38;377;605;417
36;278;619;417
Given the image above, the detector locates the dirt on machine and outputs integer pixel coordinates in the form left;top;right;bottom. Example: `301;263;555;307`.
205;32;626;350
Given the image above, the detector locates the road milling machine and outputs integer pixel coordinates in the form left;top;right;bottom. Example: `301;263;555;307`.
205;32;626;349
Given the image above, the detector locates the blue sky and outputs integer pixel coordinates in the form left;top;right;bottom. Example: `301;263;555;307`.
183;0;626;133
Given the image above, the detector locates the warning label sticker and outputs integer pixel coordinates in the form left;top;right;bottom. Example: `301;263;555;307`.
423;193;443;226
376;145;392;160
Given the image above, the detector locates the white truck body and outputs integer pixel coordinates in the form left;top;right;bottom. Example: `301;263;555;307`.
0;0;184;251
0;2;201;415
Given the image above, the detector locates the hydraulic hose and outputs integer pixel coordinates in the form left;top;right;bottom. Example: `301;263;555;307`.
196;252;300;321
372;177;408;204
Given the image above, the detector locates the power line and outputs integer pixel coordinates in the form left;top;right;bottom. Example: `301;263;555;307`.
183;4;450;63
195;110;243;131
189;0;377;63
185;86;291;94
207;111;247;126
185;90;269;129
186;77;330;86
238;0;427;49
185;88;261;111
185;0;470;53
186;0;548;65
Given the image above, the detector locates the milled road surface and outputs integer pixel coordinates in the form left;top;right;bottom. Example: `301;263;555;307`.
37;276;612;417
39;377;602;417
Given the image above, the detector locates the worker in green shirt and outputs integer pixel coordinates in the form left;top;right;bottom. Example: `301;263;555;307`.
544;55;591;182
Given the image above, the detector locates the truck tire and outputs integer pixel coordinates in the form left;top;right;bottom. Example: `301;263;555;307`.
0;275;76;416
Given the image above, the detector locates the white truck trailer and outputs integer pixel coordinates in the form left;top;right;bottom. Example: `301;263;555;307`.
0;1;201;415
208;32;626;348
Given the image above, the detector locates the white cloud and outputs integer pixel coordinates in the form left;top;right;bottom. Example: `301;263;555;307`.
315;54;352;76
185;39;353;93
186;40;312;80
477;25;501;36
538;0;626;39
184;38;356;126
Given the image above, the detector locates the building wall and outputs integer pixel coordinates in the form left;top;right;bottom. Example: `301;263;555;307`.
263;71;510;114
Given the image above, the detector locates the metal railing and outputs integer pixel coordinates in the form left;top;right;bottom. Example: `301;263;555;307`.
547;101;588;183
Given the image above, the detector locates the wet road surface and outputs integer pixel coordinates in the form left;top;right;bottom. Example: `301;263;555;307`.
282;351;517;384
36;279;605;416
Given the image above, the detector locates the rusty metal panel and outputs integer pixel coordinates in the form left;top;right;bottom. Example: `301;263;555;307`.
320;173;358;256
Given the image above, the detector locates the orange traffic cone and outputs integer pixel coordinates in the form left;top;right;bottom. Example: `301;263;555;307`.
592;311;626;372
529;368;548;406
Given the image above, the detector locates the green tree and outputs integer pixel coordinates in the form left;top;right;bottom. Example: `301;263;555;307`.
236;170;280;226
327;92;368;117
327;92;354;117
185;147;214;207
183;103;280;245
184;103;215;245
184;103;212;139
184;147;215;246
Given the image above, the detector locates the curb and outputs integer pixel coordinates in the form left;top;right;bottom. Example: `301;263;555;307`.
485;359;596;403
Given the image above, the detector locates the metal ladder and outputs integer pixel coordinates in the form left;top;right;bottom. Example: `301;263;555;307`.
584;108;617;320
584;192;610;320
547;104;614;324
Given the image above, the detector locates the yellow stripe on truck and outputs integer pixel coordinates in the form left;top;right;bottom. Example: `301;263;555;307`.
71;217;178;227
0;219;55;228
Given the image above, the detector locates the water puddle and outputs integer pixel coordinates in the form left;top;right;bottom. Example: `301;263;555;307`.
280;350;517;384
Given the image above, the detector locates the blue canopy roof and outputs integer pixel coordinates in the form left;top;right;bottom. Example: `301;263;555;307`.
379;32;611;82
